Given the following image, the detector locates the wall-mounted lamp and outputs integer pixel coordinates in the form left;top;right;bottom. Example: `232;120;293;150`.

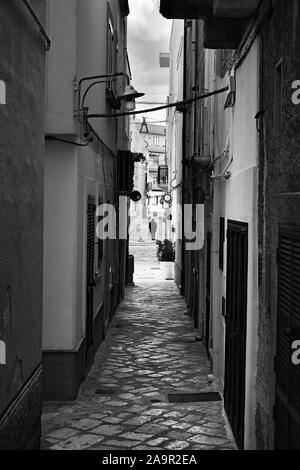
119;85;145;112
224;68;236;110
74;72;144;115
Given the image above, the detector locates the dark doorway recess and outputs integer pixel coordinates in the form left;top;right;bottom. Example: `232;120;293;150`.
168;392;222;403
224;220;248;450
274;224;300;450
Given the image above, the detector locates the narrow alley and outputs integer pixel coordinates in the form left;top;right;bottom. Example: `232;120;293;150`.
41;242;236;451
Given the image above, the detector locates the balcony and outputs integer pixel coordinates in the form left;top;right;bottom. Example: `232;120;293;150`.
160;0;260;49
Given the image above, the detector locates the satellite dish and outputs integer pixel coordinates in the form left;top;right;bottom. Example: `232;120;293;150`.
130;190;142;202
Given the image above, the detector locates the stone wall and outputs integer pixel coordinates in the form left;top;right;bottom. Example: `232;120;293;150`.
256;0;300;449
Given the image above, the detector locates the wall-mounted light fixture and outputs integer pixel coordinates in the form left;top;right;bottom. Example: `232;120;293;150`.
224;68;236;109
74;72;144;116
119;85;145;112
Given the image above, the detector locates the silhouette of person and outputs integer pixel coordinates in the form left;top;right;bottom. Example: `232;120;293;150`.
149;218;157;240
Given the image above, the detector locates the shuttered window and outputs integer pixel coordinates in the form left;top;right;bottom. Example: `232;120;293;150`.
275;224;300;449
87;196;96;285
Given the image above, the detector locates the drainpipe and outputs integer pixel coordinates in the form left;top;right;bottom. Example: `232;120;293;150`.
181;21;188;296
21;0;51;51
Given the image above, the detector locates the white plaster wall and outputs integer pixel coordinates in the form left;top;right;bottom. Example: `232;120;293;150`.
168;20;184;270
43;142;78;350
45;0;77;134
43;0;128;354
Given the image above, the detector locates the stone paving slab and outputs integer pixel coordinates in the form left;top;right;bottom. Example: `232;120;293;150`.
42;245;236;451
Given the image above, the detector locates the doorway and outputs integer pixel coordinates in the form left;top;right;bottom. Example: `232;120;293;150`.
224;220;248;449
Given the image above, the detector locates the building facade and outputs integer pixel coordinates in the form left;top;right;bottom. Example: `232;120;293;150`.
166;20;184;288
43;0;132;400
0;0;47;449
162;0;300;450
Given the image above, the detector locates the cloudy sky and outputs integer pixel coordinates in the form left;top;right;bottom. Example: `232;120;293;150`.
127;0;172;122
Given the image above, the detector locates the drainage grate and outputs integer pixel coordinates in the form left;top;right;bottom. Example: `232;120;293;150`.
95;389;116;395
168;392;222;403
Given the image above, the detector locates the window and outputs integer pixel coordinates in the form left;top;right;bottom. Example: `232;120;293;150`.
153;137;159;146
158;165;168;185
274;60;283;133
150;154;159;164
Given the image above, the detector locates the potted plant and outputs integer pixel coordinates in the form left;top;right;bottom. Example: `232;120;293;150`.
156;239;175;280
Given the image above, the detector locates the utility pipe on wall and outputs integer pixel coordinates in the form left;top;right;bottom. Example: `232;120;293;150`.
22;0;51;51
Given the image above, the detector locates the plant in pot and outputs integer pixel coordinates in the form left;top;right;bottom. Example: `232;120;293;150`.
156;239;175;280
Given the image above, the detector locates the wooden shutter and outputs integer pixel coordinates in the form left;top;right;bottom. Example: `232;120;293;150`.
224;220;248;450
87;196;96;285
275;225;300;449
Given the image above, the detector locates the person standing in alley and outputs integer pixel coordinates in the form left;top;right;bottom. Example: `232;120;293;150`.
149;218;157;240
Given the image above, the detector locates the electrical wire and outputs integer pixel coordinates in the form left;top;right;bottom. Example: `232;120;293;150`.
87;87;229;119
170;150;229;190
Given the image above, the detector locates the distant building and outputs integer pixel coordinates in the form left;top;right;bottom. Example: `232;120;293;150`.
130;118;171;241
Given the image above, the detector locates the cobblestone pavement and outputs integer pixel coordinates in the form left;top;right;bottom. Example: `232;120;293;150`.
41;243;236;450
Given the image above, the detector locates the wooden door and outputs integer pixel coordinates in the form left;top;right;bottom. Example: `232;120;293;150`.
86;196;96;363
224;220;248;449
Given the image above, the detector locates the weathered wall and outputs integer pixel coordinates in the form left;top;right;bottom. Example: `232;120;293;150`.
256;0;300;449
43;142;78;351
212;38;259;449
0;0;45;449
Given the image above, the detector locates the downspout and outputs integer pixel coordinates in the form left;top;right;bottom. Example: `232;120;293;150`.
193;21;199;154
181;20;188;295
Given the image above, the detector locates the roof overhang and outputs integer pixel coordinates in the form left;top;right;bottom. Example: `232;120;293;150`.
213;0;260;17
159;0;260;48
160;0;212;19
119;0;130;17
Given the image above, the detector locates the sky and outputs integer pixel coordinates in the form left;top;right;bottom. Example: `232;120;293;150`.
127;0;172;123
